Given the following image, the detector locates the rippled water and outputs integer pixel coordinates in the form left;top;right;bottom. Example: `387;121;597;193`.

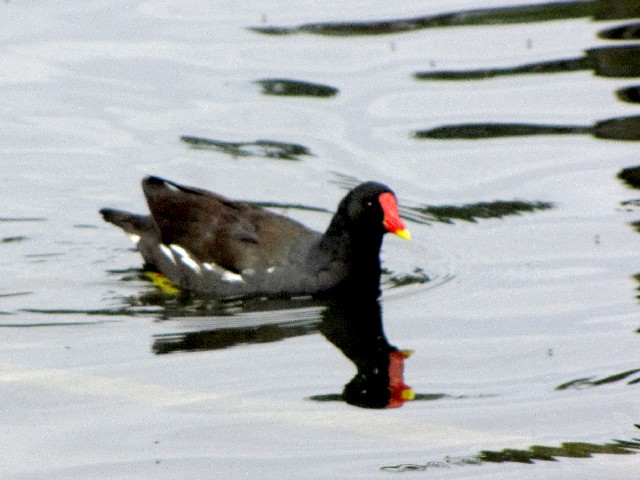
2;1;640;478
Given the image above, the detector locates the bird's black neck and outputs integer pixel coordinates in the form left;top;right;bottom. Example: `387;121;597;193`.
317;218;384;298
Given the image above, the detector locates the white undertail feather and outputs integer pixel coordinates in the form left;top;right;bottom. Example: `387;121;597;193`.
127;234;141;246
163;180;180;192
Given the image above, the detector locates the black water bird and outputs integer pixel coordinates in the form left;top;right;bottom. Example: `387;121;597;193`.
100;176;410;298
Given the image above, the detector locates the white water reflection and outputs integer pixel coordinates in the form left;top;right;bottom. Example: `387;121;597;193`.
1;1;639;478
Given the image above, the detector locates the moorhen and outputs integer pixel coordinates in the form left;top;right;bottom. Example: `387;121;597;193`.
100;176;410;298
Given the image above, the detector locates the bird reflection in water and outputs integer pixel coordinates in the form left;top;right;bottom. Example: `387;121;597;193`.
317;298;414;408
151;294;414;409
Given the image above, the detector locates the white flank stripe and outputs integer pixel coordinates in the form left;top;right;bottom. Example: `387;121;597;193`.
221;271;244;283
202;262;244;283
159;244;176;264
170;244;201;273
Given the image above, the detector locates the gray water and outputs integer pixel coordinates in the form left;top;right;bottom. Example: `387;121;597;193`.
1;1;639;478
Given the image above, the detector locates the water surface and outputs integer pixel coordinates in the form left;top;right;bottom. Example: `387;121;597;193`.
1;0;639;478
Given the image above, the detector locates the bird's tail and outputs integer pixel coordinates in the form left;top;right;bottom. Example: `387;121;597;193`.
99;208;154;236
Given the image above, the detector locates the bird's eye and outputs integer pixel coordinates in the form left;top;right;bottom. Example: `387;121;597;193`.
363;200;373;208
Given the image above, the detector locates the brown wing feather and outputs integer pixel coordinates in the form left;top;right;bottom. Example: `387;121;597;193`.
142;176;316;273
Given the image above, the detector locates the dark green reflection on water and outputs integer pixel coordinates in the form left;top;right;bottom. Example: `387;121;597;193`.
556;368;640;389
618;166;640;235
477;440;640;463
381;436;640;471
0;292;31;299
416;123;588;139
401;200;553;225
617;86;640;104
1;236;27;243
632;273;640;303
415;116;640;141
416;45;640;80
618;165;640;189
180;136;312;161
599;22;640;40
256;79;338;97
250;1;639;36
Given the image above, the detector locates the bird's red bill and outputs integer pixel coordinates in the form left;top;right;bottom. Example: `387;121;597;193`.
379;192;411;240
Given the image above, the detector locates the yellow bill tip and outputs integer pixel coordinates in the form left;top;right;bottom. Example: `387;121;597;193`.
394;228;411;241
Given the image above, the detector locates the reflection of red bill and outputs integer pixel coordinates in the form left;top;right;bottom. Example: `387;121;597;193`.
387;349;415;408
